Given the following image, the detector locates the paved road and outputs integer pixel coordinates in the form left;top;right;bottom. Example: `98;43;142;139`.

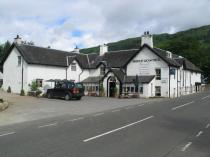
0;91;210;157
0;90;162;126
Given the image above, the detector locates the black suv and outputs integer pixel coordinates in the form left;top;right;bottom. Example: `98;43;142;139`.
46;81;84;100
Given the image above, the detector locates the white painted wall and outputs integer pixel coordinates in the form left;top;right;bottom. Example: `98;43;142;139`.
3;47;28;93
27;64;66;93
67;60;82;82
127;47;170;97
0;72;3;80
80;70;90;82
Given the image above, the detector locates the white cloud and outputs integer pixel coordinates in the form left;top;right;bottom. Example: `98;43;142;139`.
0;0;210;50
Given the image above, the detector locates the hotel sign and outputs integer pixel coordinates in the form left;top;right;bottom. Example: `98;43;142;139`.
133;58;160;63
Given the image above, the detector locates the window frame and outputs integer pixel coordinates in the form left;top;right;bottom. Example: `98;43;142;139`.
155;68;161;80
36;79;43;87
71;63;77;71
18;56;22;66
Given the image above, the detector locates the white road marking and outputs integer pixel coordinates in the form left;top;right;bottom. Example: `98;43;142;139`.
181;142;192;152
38;122;57;128
172;101;194;111
0;132;15;137
112;109;121;113
125;106;134;110
205;124;210;129
68;117;84;122
137;104;145;107
93;113;104;117
196;131;203;137
83;115;154;142
201;95;210;100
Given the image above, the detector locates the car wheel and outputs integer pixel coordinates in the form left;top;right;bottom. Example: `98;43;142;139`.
47;92;53;99
76;97;81;100
64;94;71;100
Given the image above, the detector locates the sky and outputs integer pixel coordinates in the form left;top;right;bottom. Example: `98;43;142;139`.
0;0;210;51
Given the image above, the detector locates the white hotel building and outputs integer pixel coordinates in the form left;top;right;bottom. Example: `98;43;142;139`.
0;33;202;98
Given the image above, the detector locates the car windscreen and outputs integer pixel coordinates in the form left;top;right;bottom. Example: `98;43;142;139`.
75;83;83;88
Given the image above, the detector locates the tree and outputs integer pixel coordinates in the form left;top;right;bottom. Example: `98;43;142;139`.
0;41;11;63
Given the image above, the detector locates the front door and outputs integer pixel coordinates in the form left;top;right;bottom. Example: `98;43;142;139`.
109;81;116;97
155;86;161;97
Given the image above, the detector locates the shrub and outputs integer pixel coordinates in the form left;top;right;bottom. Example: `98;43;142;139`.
20;89;25;96
7;86;11;93
36;90;42;97
113;86;118;97
0;99;3;103
30;81;38;91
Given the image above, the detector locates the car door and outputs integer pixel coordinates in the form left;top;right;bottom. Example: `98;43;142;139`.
54;82;63;98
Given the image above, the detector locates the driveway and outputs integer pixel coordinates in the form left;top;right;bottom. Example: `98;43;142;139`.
0;91;166;126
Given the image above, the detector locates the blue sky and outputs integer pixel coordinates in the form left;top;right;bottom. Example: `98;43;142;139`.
0;0;210;51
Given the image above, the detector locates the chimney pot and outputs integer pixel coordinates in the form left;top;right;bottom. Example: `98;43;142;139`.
100;44;108;56
14;35;22;45
141;31;153;48
73;45;80;53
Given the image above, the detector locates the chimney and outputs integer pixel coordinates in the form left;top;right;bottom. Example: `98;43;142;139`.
141;31;153;48
166;51;172;58
14;35;22;45
100;44;108;56
73;45;80;53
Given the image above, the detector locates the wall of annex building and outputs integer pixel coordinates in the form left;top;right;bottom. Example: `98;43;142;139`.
80;70;90;82
27;65;66;93
169;67;180;98
180;69;201;94
3;47;28;93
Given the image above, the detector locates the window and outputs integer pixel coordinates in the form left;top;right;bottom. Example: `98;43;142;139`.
139;86;143;94
131;87;135;93
126;87;130;92
96;85;99;91
18;56;21;66
155;69;161;80
100;67;105;75
155;86;161;96
71;63;76;71
36;79;43;87
123;87;126;93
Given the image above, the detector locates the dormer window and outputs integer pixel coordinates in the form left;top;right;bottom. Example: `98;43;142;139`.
18;56;21;66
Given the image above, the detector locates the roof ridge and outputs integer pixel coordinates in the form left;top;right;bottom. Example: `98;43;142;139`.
107;49;139;53
85;54;90;68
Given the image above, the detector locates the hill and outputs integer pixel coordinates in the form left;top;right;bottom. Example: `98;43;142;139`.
0;25;210;82
80;25;210;81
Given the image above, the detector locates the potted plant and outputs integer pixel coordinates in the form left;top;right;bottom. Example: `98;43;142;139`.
99;82;105;97
113;86;118;98
7;86;11;93
20;89;25;96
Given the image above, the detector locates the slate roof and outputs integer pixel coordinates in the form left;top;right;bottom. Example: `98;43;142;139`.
0;64;3;72
104;69;155;83
152;47;181;67
82;76;103;83
1;43;202;73
174;58;202;72
102;49;139;68
124;75;155;83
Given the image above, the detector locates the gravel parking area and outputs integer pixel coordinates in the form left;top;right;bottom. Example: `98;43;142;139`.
0;91;166;126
